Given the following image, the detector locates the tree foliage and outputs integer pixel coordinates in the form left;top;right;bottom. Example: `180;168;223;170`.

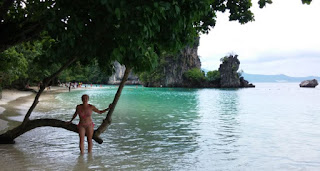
0;0;260;70
0;0;314;144
183;68;206;85
207;70;221;83
0;46;28;87
0;37;65;88
0;44;112;88
1;0;314;74
59;61;111;84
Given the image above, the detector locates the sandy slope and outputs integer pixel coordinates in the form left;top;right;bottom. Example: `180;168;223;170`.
0;87;69;132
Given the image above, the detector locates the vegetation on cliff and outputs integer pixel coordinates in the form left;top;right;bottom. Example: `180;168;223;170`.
174;54;253;88
207;70;221;83
138;40;200;87
183;68;206;86
0;0;310;143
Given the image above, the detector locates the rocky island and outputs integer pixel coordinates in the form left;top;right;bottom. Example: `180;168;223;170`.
219;55;255;88
299;79;318;88
110;39;254;88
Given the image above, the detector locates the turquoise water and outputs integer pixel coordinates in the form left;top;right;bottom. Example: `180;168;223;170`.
1;83;320;170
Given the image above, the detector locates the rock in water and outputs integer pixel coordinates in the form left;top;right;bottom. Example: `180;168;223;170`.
299;79;318;88
239;77;255;88
219;55;241;88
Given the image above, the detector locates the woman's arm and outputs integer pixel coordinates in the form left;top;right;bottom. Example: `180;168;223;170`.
92;104;111;114
68;105;79;123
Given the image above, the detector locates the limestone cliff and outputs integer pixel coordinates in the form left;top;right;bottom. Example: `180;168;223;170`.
163;42;200;87
108;61;140;85
109;42;254;88
142;38;201;87
219;55;241;88
219;55;254;88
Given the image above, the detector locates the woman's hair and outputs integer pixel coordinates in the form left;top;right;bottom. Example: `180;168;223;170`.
82;94;89;101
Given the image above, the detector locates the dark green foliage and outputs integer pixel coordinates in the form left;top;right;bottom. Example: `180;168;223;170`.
58;61;111;84
207;70;221;83
0;32;78;88
0;47;28;87
226;0;254;24
0;39;112;87
302;0;312;4
138;71;164;86
0;38;60;88
0;0;314;89
183;68;206;85
137;56;167;86
0;0;258;73
220;56;229;63
258;0;273;8
258;0;312;8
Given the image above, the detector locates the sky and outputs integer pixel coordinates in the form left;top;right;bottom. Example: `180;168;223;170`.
198;0;320;77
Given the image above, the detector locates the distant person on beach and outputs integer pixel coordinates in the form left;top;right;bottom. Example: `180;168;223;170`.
67;94;112;154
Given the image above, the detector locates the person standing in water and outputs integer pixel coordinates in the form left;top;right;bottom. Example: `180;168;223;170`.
68;94;112;154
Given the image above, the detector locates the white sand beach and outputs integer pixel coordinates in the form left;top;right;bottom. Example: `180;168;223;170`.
0;86;70;132
0;85;108;132
0;90;34;131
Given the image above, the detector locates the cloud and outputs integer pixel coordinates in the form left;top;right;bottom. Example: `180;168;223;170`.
198;0;320;77
242;50;320;63
241;57;320;77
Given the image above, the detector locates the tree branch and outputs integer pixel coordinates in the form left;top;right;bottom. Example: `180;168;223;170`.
0;119;106;144
94;66;132;143
22;56;78;125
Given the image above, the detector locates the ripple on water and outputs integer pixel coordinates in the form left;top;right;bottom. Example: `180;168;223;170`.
2;84;320;170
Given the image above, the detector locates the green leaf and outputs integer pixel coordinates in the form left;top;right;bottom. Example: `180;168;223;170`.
302;0;312;4
115;8;121;20
175;5;180;14
154;2;159;8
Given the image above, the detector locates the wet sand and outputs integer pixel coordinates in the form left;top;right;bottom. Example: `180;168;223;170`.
0;86;113;171
0;86;69;132
0;85;109;132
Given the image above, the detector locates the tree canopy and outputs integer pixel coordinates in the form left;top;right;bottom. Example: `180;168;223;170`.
0;0;314;144
1;0;313;74
0;1;281;71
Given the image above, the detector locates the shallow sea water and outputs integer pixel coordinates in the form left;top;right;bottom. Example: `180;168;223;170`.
1;83;320;170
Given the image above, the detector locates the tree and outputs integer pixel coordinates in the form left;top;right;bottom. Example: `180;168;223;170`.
207;70;221;83
0;38;63;89
0;0;314;144
0;46;28;87
183;68;206;86
0;0;313;53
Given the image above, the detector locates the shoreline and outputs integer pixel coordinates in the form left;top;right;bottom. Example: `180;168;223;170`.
0;86;70;132
0;85;117;133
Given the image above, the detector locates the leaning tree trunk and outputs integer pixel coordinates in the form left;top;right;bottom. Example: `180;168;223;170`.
93;66;131;144
0;119;102;143
0;56;78;144
0;63;131;144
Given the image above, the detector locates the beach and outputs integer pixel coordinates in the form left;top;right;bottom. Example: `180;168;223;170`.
0;86;69;132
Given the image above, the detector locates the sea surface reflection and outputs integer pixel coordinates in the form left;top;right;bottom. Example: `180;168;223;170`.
1;83;320;170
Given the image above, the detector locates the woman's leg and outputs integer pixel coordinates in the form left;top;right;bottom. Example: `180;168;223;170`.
86;124;94;153
78;126;86;154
